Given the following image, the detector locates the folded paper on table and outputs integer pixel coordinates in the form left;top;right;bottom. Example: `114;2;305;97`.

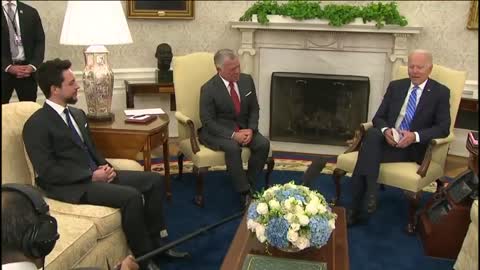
124;114;157;124
241;254;327;270
124;108;165;116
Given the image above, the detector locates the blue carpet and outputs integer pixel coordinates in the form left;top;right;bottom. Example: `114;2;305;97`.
157;170;455;270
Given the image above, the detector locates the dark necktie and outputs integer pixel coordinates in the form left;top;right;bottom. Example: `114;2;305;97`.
229;81;241;131
64;108;97;171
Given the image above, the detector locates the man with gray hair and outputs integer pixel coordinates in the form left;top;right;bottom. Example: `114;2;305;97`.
199;49;270;207
347;49;451;227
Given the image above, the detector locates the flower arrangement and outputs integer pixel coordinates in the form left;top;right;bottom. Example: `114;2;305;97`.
247;181;337;251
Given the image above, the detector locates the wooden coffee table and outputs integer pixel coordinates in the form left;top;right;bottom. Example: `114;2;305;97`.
221;207;349;270
88;111;171;199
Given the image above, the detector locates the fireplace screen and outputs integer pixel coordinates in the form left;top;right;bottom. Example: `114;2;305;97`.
270;72;369;146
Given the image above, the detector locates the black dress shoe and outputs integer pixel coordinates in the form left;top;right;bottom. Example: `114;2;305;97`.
142;260;160;270
161;248;191;259
366;194;377;214
240;192;252;209
346;209;360;227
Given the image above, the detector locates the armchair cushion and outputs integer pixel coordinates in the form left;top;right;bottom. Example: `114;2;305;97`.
178;138;252;168
454;200;478;270
336;151;443;192
46;198;122;239
45;213;97;270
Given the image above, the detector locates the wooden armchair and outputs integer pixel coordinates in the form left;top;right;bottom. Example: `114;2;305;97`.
332;64;466;233
173;52;274;207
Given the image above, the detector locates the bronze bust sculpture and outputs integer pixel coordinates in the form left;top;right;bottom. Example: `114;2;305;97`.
155;43;173;83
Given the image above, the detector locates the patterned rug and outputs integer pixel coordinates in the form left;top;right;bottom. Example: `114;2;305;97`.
149;157;438;193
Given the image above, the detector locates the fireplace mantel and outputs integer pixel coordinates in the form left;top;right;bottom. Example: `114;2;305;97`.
231;20;422;34
230;20;423;77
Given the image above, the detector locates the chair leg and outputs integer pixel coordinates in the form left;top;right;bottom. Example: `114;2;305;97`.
405;191;422;235
264;157;275;188
177;152;184;180
193;166;208;208
331;168;346;206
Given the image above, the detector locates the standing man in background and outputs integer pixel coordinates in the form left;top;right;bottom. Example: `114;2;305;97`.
1;0;45;103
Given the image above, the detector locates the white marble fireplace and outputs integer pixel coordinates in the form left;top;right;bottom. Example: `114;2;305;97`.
231;19;422;155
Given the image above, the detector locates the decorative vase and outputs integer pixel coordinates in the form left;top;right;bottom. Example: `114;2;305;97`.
82;45;114;121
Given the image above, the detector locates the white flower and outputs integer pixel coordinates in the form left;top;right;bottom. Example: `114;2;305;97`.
247;219;258;232
287;229;299;242
270;185;280;192
284;198;295;211
309;194;320;203
329;219;336;230
294;204;304;214
297;214;310;226
305;203;318;215
268;199;280;210
256;203;268;215
285;182;297;189
290;223;300;232
255;224;266;243
317;204;327;214
284;213;294;223
293;236;310;250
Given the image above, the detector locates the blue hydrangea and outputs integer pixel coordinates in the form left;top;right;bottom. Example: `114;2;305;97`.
309;216;333;248
265;217;290;248
247;202;259;220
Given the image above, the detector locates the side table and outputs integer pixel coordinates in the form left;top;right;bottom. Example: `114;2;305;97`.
125;80;176;110
88;112;172;199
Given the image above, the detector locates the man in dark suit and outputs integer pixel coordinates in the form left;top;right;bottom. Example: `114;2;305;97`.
199;49;270;206
22;59;189;270
1;0;45;103
347;49;451;225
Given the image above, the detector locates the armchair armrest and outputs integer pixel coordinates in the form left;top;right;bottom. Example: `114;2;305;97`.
345;122;372;153
175;111;200;154
416;134;454;177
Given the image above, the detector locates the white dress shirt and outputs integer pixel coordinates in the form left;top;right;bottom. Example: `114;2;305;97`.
381;79;428;143
45;99;85;142
2;261;38;270
219;75;241;102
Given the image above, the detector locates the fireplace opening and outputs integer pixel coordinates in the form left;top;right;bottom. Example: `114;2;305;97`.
270;72;369;146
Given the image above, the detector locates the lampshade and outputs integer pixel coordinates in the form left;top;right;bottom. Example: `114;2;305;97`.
60;1;132;46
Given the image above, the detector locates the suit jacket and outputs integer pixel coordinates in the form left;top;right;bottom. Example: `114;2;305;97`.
199;73;260;148
372;77;451;162
1;1;45;71
23;104;108;203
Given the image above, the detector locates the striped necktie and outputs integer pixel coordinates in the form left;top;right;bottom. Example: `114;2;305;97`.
399;85;419;131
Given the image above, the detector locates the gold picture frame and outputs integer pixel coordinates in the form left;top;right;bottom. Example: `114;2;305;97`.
467;0;478;30
127;0;194;20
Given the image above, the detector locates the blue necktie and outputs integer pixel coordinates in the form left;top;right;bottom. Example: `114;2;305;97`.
399;85;419;131
64;108;97;171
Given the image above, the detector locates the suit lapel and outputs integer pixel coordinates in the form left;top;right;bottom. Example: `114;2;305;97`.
215;75;236;113
236;76;248;112
16;3;27;43
69;108;95;150
391;79;410;123
43;104;84;149
412;79;434;122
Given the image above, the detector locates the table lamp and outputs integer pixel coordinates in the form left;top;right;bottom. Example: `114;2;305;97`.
60;1;133;121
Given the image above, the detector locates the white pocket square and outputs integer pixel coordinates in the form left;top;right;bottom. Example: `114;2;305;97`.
245;91;252;97
84;123;88;128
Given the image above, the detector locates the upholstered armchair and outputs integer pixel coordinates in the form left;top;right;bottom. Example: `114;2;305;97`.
454;199;478;270
2;102;143;270
332;64;466;233
173;52;274;207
